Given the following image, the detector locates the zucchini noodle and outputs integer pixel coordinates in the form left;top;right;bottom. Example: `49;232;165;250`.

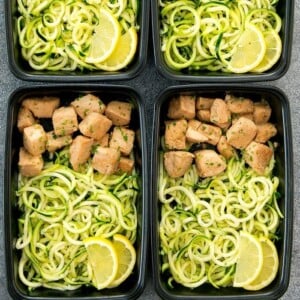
16;152;139;290
17;0;139;71
158;151;283;288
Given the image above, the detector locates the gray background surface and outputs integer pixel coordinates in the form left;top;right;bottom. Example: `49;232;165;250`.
0;2;299;299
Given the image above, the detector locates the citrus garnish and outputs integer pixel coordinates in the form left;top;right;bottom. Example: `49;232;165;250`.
251;30;282;72
108;234;136;288
84;237;118;290
243;237;279;290
233;232;263;287
227;24;266;73
95;27;138;71
85;8;121;64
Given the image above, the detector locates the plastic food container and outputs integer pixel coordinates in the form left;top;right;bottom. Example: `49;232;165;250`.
5;1;149;82
4;84;148;300
151;0;294;82
151;84;293;299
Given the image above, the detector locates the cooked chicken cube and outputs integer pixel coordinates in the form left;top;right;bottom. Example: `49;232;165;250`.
253;101;272;124
255;123;277;143
196;97;214;110
109;126;135;156
210;98;231;128
118;157;135;174
198;123;222;145
244;141;273;175
92;146;120;175
17;106;36;132
69;135;94;171
94;133;110;147
79;112;112;140
231;112;254;124
186;120;208;143
52;106;78;136
105;101;132;126
195;149;226;178
46;131;72;153
226;117;257;149
165;119;188;150
23;124;47;156
164;151;195;178
18;147;43;177
196;110;211;122
70;94;106;119
225;94;254;114
22;96;60;118
167;95;196;120
217;136;236;160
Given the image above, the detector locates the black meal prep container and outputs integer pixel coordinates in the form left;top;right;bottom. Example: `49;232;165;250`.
5;1;149;82
4;84;148;300
151;0;294;82
151;84;293;299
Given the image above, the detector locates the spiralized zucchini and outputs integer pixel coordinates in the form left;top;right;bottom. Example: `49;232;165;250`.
16;152;139;290
17;0;139;71
158;152;283;289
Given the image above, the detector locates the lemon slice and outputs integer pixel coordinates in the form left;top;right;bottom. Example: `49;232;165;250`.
85;8;121;64
243;237;279;290
84;237;118;290
251;30;282;73
95;27;138;71
233;232;263;287
227;24;266;74
107;234;136;288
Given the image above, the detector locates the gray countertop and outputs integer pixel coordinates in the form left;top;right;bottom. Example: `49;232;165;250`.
1;2;300;300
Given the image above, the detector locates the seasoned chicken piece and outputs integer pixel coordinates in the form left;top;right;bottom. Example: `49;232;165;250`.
196;97;214;110
79;112;112;140
195;149;226;178
18;147;43;177
17;106;35;132
244;141;273;175
22;96;60;118
253;101;272;124
217;136;236;160
46;131;72;153
52;106;78;136
198;123;222;145
69;135;93;171
186;120;208;143
210;98;231;128
71;94;106;119
109;126;135;156
105;101;132;126
164;151;195;178
23;124;47;156
94;133;110;147
231;112;254;124
226;117;257;149
167;95;196;120
118;157;135;174
255;123;277;143
165;119;188;150
225;94;254;114
92;146;120;175
196;110;211;122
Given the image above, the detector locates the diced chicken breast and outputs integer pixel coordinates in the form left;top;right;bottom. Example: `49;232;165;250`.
198;123;222;145
196;110;211;122
186;120;208;143
109;126;135;156
255;123;277;143
210;98;231;128
164;151;195;178
195;149;226;178
22;96;60;118
164;119;188;150
196;97;214;110
23;124;47;156
52;106;78;136
225;94;254;114
118;157;135;174
105;101;132;126
70;93;106;119
167;95;196;120
244;141;273;175
79;112;112;140
94;133;110;147
18;147;43;177
17;106;36;132
92;146;120;175
253;101;272;124
46;131;72;152
226;117;257;149
69;135;94;171
217;136;236;160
